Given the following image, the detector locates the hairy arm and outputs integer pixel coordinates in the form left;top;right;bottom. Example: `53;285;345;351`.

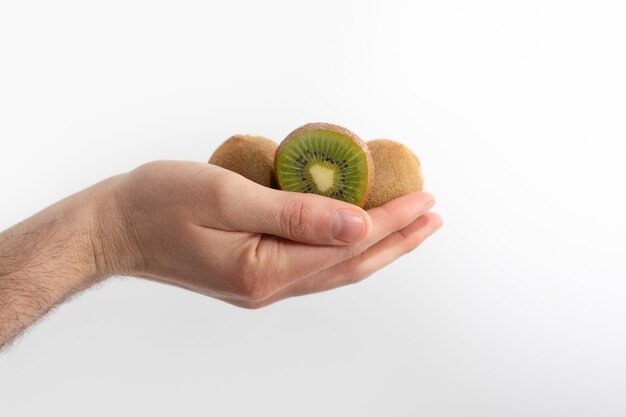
0;161;441;351
0;179;117;350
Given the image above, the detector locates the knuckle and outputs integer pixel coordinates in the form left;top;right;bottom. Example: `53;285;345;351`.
345;244;364;261
344;254;369;286
397;228;420;255
127;161;163;184
280;199;314;240
241;280;270;301
397;230;417;255
210;174;240;216
346;273;361;286
240;298;273;310
406;238;423;254
135;160;163;173
346;268;370;286
234;257;273;302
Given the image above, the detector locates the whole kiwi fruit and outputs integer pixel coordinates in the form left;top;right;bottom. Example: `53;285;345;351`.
364;139;423;210
209;135;278;188
274;122;374;208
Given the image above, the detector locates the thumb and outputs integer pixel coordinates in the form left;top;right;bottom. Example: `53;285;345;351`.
219;179;372;245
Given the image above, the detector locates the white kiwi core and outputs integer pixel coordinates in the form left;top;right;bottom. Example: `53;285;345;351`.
309;164;335;192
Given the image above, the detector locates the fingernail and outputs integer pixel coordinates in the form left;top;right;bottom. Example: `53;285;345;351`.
333;209;367;242
420;200;435;215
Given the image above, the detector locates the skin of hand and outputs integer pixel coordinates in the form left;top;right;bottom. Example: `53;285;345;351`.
0;160;442;349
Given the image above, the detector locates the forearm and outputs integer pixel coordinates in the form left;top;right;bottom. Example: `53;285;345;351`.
0;179;117;349
0;160;442;349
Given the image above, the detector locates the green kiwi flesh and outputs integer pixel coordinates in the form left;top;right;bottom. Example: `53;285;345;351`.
275;123;373;207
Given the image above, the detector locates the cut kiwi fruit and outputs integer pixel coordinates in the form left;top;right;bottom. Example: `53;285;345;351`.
209;135;278;188
274;123;373;207
364;139;423;210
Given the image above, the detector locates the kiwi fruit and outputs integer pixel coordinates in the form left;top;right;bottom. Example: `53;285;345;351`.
274;123;373;208
209;135;278;188
364;139;423;210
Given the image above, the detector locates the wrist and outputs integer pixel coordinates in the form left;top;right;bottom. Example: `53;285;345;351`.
89;173;146;278
0;174;135;290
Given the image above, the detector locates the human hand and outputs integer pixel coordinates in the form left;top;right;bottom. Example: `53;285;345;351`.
0;159;442;347
99;161;442;308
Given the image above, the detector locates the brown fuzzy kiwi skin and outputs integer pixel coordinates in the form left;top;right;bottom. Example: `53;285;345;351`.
209;135;278;188
274;122;374;208
364;139;424;210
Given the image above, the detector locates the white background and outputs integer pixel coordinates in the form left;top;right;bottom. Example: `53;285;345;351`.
1;1;626;416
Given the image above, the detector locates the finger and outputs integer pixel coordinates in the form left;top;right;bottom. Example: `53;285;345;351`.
285;212;443;296
250;212;443;307
207;169;375;245
253;192;436;289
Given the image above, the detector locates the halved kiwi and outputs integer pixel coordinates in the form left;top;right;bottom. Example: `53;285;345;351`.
274;123;373;207
364;139;423;210
209;135;278;188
